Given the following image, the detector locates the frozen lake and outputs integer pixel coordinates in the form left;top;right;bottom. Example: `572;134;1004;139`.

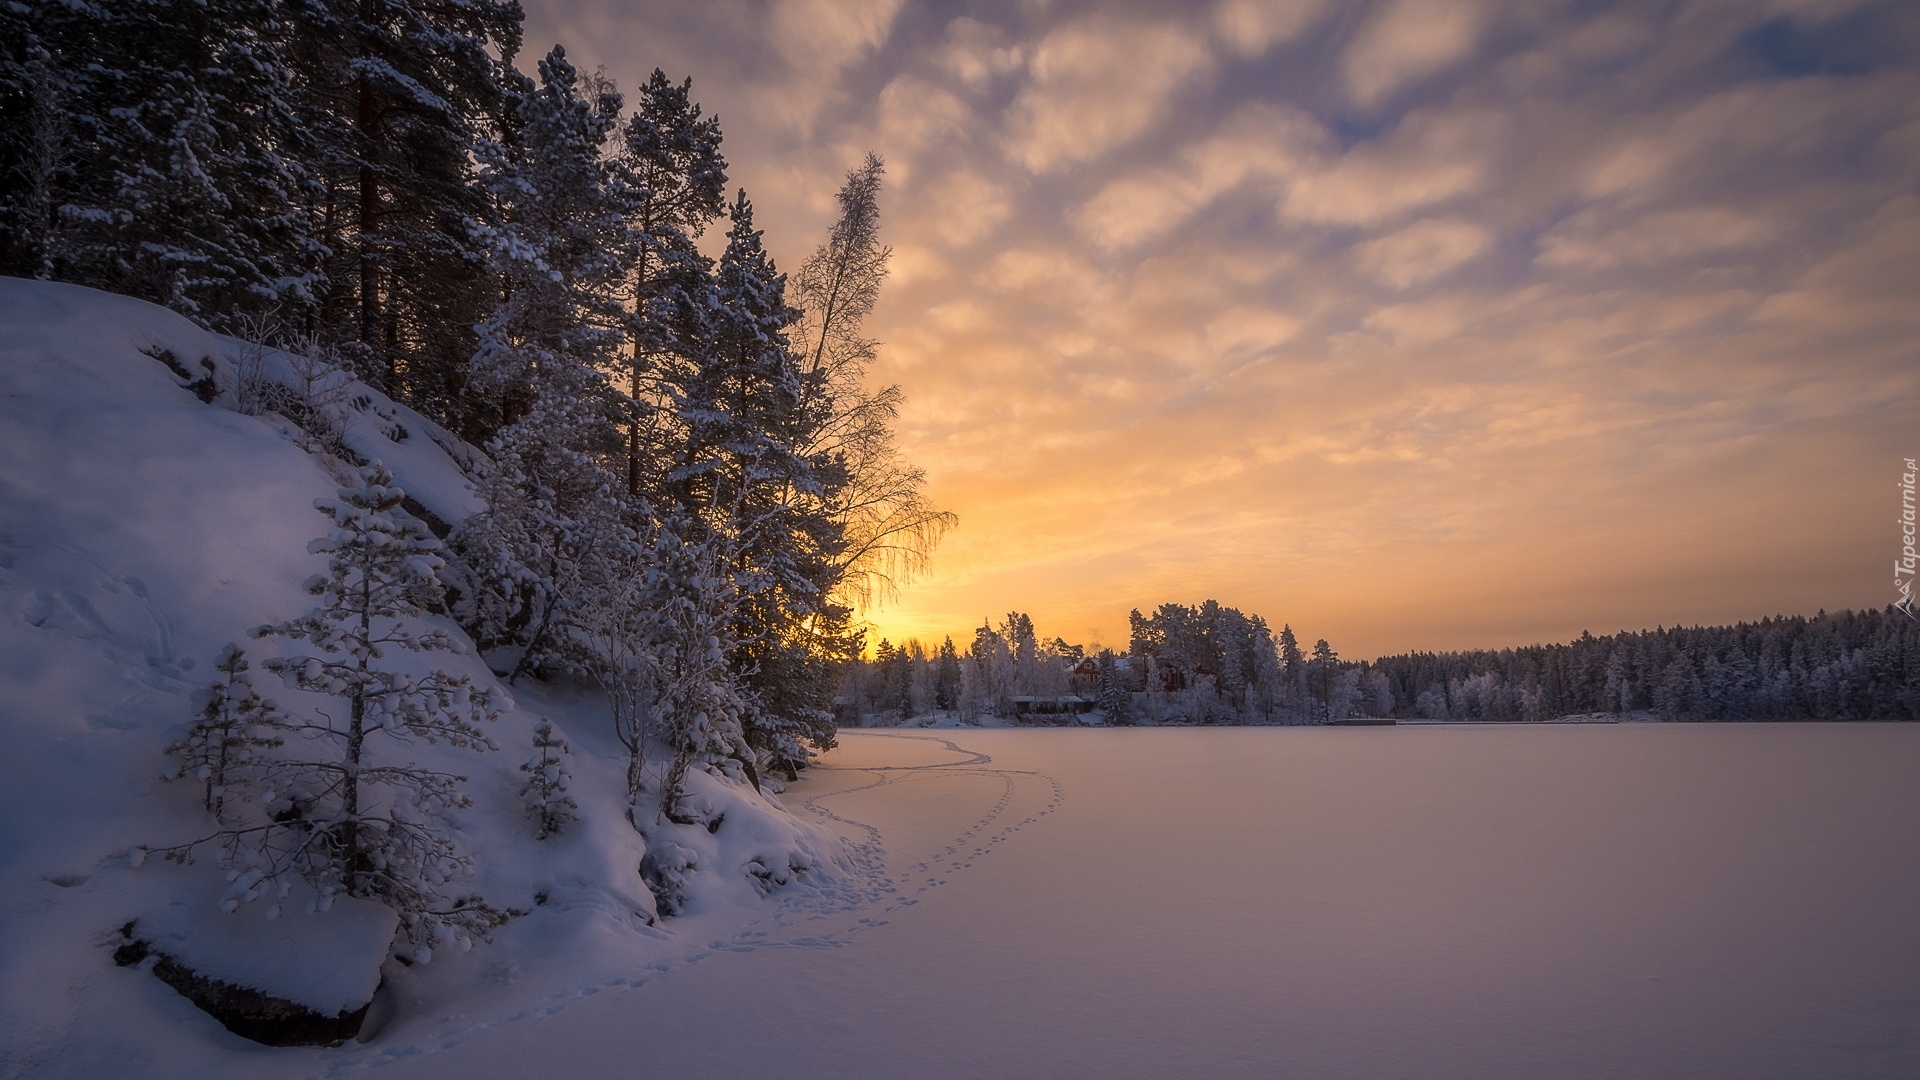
378;725;1920;1080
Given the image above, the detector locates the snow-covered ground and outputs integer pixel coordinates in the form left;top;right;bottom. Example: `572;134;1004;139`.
0;280;856;1078
333;724;1916;1080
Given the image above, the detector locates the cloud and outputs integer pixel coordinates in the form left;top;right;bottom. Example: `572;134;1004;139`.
1360;293;1481;349
1537;206;1773;270
934;16;1027;92
1003;15;1214;173
872;75;975;174
1284;106;1506;225
735;0;905;135
913;170;1012;248
1073;104;1325;250
1212;0;1328;57
1205;306;1301;357
1356;217;1494;288
1574;72;1920;204
769;0;902;73
1343;0;1484;107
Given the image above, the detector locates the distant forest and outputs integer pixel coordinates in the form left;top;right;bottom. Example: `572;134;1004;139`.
845;605;1920;724
1372;608;1920;722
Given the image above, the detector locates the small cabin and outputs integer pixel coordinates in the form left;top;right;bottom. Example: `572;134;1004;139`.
1013;695;1097;718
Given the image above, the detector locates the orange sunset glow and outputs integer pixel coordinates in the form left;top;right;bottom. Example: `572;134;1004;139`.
524;0;1920;657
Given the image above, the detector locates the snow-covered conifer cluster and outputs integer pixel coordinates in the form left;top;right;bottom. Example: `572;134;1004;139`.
847;604;1920;726
4;5;952;820
846;604;1324;726
5;8;951;757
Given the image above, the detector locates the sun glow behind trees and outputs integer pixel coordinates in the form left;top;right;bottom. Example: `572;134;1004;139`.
515;2;1920;659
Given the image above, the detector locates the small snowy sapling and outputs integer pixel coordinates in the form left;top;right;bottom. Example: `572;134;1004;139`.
165;643;285;820
519;719;579;839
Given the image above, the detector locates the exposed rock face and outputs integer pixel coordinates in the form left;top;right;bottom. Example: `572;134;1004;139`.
113;927;373;1047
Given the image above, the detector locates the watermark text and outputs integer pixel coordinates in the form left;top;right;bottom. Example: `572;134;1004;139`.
1898;457;1917;619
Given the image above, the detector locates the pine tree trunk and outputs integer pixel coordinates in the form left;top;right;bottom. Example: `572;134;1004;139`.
626;243;652;497
343;552;374;893
355;30;381;384
343;684;367;892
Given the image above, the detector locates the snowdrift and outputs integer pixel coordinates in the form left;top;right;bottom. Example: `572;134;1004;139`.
0;279;857;1077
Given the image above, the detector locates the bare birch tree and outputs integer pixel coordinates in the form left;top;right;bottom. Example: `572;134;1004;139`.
788;154;955;608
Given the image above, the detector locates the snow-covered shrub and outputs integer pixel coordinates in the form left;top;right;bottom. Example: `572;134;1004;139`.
638;840;699;916
228;330;357;455
744;848;815;897
230;339;274;417
1328;669;1363;722
519;719;578;839
1362;670;1395;718
221;312;281;418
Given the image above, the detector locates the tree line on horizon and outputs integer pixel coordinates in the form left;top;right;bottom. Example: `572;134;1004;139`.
844;602;1381;726
845;605;1920;725
1372;607;1920;722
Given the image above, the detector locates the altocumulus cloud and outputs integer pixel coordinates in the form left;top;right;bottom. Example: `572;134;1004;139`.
522;0;1920;656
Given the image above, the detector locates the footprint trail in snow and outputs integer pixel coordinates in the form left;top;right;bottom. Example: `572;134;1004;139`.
747;732;1067;942
314;731;1064;1077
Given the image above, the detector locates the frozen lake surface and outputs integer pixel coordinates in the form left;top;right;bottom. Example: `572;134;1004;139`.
356;725;1919;1079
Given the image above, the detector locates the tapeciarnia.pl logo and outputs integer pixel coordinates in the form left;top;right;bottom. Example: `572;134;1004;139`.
1899;457;1917;619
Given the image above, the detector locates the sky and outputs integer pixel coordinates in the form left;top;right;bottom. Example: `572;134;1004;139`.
518;0;1920;658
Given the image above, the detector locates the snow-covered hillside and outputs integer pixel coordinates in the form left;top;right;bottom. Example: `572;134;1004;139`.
0;280;861;1077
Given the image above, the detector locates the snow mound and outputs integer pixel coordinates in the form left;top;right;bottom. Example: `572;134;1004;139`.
0;279;858;1076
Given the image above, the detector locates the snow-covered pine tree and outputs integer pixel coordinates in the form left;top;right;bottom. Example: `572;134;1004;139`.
1003;611;1040;702
519;719;578;839
1206;602;1250;717
666;190;841;778
256;462;501;951
150;463;503;959
1250;619;1283;722
969;620;1014;719
935;636;962;711
619;68;728;498
469;45;631;427
1097;649;1132;725
894;643;915;722
0;6;67;278
456;47;639;680
1277;624;1305;722
1310;638;1340;724
166;643;286;820
285;0;520;413
0;0;316;327
640;510;754;822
